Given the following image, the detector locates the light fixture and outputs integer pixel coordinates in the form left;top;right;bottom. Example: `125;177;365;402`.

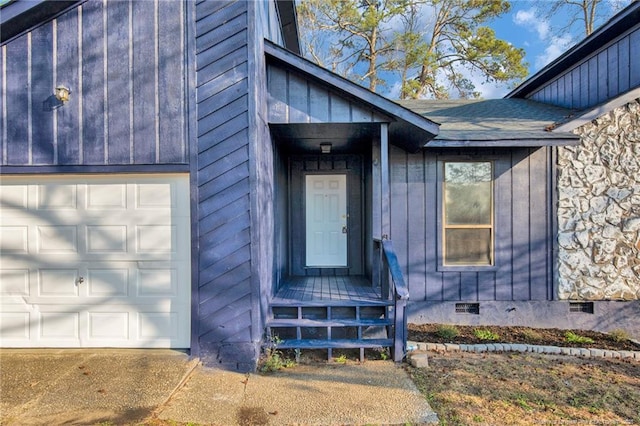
320;142;332;154
55;85;71;103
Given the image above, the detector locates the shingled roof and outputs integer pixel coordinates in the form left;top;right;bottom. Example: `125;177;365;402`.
397;98;580;147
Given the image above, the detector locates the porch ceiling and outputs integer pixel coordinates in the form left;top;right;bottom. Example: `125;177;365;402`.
270;123;379;154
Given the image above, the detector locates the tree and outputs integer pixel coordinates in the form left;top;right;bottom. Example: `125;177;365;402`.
297;0;409;92
297;0;528;99
538;0;630;37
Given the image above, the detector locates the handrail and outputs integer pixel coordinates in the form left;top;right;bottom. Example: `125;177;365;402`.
373;237;409;362
380;239;409;300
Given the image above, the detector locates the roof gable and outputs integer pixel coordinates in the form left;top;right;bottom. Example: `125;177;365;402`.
264;40;439;152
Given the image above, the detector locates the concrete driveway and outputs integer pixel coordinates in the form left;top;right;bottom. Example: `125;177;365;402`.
0;349;437;425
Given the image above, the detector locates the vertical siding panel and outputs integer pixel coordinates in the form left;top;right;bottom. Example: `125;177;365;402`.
132;0;156;163
390;146;408;283
597;51;608;103
607;45;618;100
579;64;589;108
511;150;531;300
407;152;427;301
629;29;640;88
308;84;329;123
587;57;598;107
158;0;184;163
266;65;288;122
5;36;29;164
557;76;565;107
442;273;461;301
30;24;55;165
571;67;581;109
424;155;441;300
529;148;550;300
106;0;131;163
56;8;81;164
460;272;477;301
81;0;105;164
494;156;512;300
618;35;630;93
564;73;572;109
288;72;309;122
329;93;350;122
290;159;304;276
351;103;372;122
477;271;495;300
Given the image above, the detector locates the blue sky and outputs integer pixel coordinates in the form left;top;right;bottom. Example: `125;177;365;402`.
473;0;630;97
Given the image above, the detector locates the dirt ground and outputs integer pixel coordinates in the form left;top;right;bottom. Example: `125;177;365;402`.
408;323;640;351
408;351;640;425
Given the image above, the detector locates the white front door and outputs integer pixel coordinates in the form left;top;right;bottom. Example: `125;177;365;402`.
305;174;347;267
0;174;191;348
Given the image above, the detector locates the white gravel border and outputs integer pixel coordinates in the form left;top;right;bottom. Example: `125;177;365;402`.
407;341;640;360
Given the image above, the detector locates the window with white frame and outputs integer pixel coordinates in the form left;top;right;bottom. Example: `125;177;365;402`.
442;161;494;266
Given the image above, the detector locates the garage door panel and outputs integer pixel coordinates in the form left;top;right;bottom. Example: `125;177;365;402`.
86;183;127;209
0;184;28;211
0;174;191;348
87;267;130;297
86;225;128;253
36;184;78;210
37;225;78;253
39;269;80;297
0;269;29;296
0;226;28;252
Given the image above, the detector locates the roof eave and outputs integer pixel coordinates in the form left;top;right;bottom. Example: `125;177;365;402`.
553;87;640;133
425;137;581;148
1;0;83;44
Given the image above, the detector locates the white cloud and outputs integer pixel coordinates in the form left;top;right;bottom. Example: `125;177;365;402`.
535;34;574;69
513;8;549;40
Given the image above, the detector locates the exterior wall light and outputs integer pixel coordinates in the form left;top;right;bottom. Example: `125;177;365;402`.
55;86;71;103
320;142;332;154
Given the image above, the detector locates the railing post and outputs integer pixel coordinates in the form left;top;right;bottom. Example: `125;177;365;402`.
372;239;381;297
393;298;407;363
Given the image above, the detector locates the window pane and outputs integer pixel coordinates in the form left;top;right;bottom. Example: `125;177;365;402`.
445;228;492;265
444;162;492;225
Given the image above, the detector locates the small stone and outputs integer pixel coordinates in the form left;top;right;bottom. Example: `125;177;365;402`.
590;349;605;358
444;343;460;352
409;353;429;368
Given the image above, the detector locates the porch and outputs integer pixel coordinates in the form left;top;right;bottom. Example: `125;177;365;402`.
266;241;408;362
273;275;382;304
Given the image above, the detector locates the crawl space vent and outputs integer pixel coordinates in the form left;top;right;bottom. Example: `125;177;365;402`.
569;302;594;314
455;303;480;314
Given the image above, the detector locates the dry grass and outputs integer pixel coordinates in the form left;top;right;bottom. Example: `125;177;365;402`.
408;351;640;425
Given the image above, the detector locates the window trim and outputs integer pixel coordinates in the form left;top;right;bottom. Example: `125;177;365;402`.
437;158;497;272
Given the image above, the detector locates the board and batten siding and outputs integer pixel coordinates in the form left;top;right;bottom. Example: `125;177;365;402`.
528;27;640;109
266;63;391;124
0;0;187;167
389;146;554;302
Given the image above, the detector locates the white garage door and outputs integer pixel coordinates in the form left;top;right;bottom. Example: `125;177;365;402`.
0;174;191;348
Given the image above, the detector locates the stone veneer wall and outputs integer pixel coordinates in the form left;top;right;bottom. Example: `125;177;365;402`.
557;99;640;300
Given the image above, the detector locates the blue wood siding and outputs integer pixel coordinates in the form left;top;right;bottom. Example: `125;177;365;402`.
0;0;187;167
390;147;553;302
529;27;640;109
266;63;391;124
193;0;256;368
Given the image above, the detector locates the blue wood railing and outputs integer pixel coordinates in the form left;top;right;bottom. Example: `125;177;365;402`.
373;238;409;362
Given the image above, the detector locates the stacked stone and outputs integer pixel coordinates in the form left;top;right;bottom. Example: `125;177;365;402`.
557;99;640;300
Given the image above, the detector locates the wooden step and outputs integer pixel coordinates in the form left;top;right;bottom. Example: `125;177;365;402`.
267;318;391;328
270;299;393;308
275;338;393;350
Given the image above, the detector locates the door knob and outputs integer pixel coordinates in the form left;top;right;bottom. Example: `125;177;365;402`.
342;226;347;234
77;276;85;284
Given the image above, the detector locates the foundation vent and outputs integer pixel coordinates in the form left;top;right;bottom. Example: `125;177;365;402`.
455;303;479;314
569;302;594;314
